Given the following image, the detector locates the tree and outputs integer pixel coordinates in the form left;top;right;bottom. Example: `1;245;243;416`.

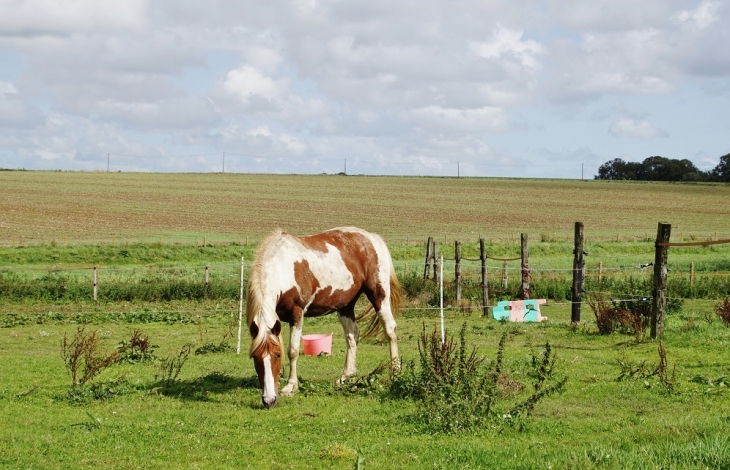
711;153;730;182
595;156;704;181
636;156;701;181
595;158;641;180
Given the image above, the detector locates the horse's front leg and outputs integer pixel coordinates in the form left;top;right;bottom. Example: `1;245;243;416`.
281;319;302;397
337;312;359;384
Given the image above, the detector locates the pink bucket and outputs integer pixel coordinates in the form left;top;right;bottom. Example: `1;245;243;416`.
302;334;332;356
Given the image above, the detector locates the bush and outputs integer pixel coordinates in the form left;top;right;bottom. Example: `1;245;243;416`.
587;294;651;339
388;324;567;433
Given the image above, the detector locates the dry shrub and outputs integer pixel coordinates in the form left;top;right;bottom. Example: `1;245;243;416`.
716;297;730;326
587;294;650;340
61;327;121;387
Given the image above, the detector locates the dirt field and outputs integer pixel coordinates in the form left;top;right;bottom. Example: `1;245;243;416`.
2;171;729;245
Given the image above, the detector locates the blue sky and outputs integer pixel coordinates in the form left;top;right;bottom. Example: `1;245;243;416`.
0;0;728;178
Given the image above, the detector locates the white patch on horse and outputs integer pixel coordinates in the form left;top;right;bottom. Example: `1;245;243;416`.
262;355;277;404
264;238;354;310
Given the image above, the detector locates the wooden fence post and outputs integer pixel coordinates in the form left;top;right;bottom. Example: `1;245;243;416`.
690;262;695;287
501;261;508;288
598;261;604;284
480;238;488;317
651;222;672;339
423;237;433;280
433;241;440;284
93;266;98;301
521;233;530;300
205;265;210;285
571;222;585;323
454;241;462;304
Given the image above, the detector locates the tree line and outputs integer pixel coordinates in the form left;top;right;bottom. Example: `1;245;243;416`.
595;154;730;182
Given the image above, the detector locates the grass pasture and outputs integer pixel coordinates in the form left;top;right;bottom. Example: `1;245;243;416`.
1;171;730;469
2;308;730;469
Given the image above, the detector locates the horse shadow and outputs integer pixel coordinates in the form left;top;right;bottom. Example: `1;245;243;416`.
149;372;260;403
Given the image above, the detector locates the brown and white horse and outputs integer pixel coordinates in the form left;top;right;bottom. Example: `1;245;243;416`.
246;227;400;408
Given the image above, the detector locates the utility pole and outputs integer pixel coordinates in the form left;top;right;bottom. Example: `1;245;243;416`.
107;153;110;172
457;161;460;178
222;152;225;173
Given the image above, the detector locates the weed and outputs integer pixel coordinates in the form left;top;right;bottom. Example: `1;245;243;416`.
587;294;650;340
156;344;192;387
715;297;730;326
509;341;568;417
61;326;121;387
616;356;657;382
62;376;137;405
338;362;390;396
194;342;232;355
657;341;678;394
387;324;566;433
116;329;157;363
615;342;678;394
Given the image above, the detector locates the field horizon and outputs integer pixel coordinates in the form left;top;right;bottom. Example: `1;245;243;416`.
2;170;729;247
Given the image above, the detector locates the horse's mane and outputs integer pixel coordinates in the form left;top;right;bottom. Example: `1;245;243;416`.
246;229;286;356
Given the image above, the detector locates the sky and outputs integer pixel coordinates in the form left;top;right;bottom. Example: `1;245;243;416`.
0;0;728;178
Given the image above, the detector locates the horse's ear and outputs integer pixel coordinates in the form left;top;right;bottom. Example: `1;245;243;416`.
249;321;259;338
272;320;282;336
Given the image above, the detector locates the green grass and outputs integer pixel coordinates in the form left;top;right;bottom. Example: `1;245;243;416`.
1;173;729;468
2;306;730;469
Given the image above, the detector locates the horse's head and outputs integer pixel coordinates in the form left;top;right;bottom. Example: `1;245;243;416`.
249;319;283;408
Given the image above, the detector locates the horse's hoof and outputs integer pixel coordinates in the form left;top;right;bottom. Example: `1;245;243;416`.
280;385;298;397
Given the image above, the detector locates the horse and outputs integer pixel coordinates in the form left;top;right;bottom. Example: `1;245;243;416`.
246;227;400;408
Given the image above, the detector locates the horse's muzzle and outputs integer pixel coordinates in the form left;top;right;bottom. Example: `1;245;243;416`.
262;395;278;409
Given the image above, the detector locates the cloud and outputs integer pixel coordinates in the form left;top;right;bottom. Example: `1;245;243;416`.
470;25;543;71
674;1;720;30
0;0;728;175
0;0;148;37
408;105;510;134
223;65;284;106
609;118;667;138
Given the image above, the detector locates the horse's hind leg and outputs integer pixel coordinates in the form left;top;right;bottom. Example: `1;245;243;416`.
337;304;360;384
365;287;399;369
377;301;399;369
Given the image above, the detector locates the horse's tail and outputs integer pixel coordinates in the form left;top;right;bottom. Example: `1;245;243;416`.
358;268;401;339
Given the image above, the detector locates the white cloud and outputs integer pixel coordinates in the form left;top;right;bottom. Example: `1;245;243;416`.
223;65;284;105
674;1;720;30
470;25;543;71
0;81;43;127
409;106;509;133
609;118;667;138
